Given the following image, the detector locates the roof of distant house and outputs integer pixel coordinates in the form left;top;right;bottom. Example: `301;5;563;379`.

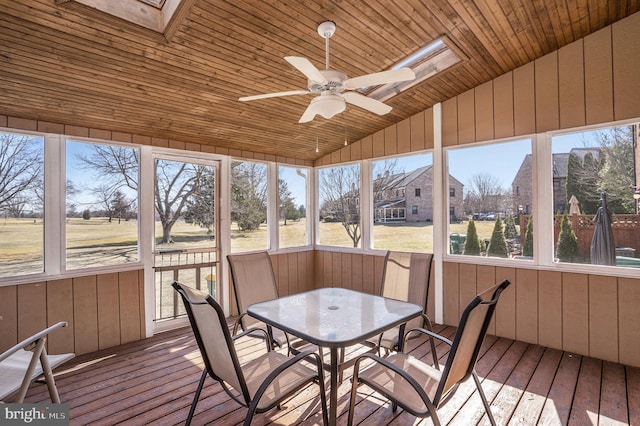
374;165;464;188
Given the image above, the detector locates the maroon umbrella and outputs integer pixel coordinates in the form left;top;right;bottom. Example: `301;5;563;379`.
590;192;616;266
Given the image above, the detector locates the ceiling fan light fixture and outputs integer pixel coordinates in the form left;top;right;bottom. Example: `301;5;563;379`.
311;94;346;119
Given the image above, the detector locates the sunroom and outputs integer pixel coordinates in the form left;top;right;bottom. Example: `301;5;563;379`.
1;1;640;424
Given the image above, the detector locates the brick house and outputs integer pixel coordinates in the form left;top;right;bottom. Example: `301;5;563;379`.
374;166;464;223
512;148;601;214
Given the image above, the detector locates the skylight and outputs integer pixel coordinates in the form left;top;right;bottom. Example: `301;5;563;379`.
60;0;185;34
364;37;465;102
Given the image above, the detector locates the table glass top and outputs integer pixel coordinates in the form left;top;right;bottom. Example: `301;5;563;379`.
247;287;422;347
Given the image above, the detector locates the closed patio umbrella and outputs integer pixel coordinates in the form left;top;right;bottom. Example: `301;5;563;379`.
590;192;616;266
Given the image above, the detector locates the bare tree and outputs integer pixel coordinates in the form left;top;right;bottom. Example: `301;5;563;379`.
155;160;206;244
0;133;43;213
464;173;505;214
5;197;28;218
372;159;402;203
75;145;139;191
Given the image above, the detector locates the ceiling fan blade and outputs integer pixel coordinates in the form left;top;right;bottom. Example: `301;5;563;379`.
239;90;309;102
343;67;415;90
342;92;392;115
285;56;328;84
298;102;318;123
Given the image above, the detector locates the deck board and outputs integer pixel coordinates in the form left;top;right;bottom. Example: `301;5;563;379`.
21;322;639;425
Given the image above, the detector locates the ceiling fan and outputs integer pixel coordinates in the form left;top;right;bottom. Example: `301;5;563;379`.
239;21;416;123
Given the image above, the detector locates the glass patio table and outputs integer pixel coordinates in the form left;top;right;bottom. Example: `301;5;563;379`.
247;287;423;425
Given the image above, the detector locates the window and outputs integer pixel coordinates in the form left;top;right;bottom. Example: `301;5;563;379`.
371;153;432;252
230;160;268;252
447;139;532;259
0;131;44;277
66;141;140;269
278;165;310;248
449;188;455;197
63;0;187;33
153;156;219;321
552;124;639;267
318;163;361;248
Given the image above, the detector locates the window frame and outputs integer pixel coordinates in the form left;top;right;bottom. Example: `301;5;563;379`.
443;135;536;265
315;160;365;251
228;158;271;253
64;137;143;271
276;164;313;251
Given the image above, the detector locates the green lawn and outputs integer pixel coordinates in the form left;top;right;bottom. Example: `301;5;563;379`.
0;216;510;276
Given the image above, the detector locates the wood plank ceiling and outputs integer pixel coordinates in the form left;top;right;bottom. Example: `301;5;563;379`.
1;0;639;161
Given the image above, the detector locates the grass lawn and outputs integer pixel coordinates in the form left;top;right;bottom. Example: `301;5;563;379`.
1;217;510;276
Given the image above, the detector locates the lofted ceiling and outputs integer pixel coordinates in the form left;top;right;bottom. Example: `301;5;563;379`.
1;1;639;161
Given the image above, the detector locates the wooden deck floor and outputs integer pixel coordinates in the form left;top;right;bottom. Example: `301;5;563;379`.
25;322;640;425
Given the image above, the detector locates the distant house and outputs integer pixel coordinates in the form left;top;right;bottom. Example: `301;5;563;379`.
512;148;601;214
373;166;464;223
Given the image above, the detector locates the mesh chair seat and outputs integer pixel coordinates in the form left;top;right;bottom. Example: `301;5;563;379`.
358;353;442;412
243;351;319;411
0;322;75;403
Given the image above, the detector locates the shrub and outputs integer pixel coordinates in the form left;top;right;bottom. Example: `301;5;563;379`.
504;214;517;240
522;215;533;256
463;219;481;255
487;217;508;258
82;209;91;220
556;212;580;262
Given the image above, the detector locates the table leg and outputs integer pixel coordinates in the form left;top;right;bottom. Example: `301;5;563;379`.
329;347;338;424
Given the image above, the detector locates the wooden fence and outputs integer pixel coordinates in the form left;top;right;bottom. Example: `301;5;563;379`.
519;214;640;260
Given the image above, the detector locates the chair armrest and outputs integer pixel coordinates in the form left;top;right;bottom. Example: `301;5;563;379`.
0;322;68;363
232;327;272;351
232;313;248;335
352;353;435;410
403;327;452;348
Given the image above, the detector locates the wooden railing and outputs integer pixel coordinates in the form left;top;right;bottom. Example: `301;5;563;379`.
154;248;219;321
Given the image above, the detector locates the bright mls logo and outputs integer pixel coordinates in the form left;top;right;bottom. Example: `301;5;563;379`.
2;404;69;425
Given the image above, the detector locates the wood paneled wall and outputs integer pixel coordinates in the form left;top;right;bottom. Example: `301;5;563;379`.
443;12;640;147
270;251;316;297
312;249;436;322
442;262;640;367
0;270;144;355
314;108;434;166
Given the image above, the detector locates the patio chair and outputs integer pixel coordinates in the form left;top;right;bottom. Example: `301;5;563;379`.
172;281;329;426
0;321;75;403
372;251;438;365
347;279;511;426
227;251;290;350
